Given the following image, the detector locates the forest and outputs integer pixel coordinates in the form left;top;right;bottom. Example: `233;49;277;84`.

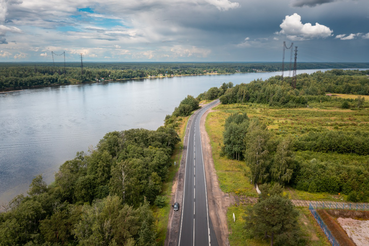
219;69;369;202
1;62;369;91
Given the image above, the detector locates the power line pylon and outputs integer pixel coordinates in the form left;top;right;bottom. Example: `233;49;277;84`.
80;53;83;76
282;41;293;81
292;46;298;89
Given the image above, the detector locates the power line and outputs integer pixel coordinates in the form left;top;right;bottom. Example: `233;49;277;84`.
51;51;66;75
282;41;293;80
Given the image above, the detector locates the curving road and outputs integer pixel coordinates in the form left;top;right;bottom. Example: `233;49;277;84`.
178;100;219;246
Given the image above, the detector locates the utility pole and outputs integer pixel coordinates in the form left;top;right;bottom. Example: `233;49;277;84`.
292;46;298;89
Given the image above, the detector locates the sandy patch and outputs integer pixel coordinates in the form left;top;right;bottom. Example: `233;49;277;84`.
337;218;369;246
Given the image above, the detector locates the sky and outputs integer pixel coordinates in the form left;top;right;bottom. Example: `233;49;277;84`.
0;0;368;62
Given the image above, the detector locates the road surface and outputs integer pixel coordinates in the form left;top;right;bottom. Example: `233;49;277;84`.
178;100;220;246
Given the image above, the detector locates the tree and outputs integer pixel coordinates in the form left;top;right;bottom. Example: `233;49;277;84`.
357;96;365;109
28;175;48;196
223;113;249;160
271;138;295;185
245;184;305;246
245;120;270;184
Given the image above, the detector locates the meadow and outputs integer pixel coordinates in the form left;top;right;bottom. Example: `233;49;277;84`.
205;95;369;245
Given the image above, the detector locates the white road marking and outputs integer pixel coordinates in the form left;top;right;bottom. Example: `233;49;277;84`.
193;217;196;246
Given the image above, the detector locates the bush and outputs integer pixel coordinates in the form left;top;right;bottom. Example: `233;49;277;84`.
347;191;358;202
154;196;166;208
341;101;350;109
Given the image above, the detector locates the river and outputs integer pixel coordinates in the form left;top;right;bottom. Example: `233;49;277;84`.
0;69;351;205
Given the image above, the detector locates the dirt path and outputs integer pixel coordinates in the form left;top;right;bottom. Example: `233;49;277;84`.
200;103;235;246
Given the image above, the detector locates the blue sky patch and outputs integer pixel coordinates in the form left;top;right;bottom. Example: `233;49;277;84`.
78;7;94;13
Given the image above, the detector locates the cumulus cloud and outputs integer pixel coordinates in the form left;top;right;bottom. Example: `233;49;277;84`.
0;50;12;57
363;33;369;39
292;0;336;7
205;0;240;11
40;52;47;57
14;52;26;59
278;13;333;40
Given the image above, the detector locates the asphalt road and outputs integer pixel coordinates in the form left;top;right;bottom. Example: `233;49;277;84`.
178;100;220;246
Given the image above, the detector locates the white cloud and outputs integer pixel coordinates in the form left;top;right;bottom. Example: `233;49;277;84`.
14;52;26;59
0;50;12;57
278;13;333;40
40;52;47;57
237;38;251;47
0;25;21;35
89;54;97;57
363;33;369;39
170;45;211;58
335;33;362;40
205;0;240;11
117;49;130;55
114;45;121;49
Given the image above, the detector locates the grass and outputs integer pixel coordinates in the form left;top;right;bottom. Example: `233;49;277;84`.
153;115;189;245
331;93;369;100
227;205;331;246
286;188;347;202
205;108;257;197
207;101;369;201
298;208;331;246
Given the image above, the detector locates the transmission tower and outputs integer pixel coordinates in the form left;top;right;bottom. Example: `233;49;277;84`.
80;53;83;75
292;46;298;89
282;41;293;80
51;51;66;75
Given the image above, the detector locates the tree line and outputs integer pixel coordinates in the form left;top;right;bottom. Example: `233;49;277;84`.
220;69;369;107
1;63;369;91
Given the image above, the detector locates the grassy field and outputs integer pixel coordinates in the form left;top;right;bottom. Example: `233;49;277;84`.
206;101;369;201
153;115;189;245
205;97;369;245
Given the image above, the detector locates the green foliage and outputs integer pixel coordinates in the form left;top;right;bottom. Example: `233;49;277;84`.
271;138;295;185
245;184;306;246
294;152;369;202
173;95;199;117
245;120;271;184
220;69;369;107
28;175;48;196
341;101;350;109
154;196;166;208
294;130;369;155
356;95;365;109
223;113;249;160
